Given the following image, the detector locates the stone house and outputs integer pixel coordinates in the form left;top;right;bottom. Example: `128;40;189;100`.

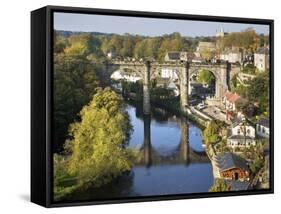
215;152;250;181
219;48;243;63
254;47;269;71
196;41;216;53
256;118;270;138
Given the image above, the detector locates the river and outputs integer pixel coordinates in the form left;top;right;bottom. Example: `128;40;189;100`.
66;102;214;201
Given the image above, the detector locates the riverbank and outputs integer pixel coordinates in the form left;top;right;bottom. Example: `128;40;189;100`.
205;144;221;179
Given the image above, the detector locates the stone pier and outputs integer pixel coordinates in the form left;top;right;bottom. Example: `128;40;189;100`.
143;115;152;167
143;60;151;115
180;117;190;164
180;62;189;112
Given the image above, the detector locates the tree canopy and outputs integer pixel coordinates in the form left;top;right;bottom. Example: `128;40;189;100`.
203;120;224;145
65;88;134;187
221;28;260;53
197;69;215;86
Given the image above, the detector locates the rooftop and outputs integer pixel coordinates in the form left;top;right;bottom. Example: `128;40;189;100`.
257;118;269;128
215;152;249;172
232;116;254;128
167;52;180;60
225;180;250;191
227;135;255;140
224;91;242;104
256;47;269;55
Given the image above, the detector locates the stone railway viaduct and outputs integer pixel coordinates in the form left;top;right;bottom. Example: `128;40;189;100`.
104;60;240;114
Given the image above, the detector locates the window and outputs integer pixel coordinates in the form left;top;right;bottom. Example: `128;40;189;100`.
247;129;250;135
237;129;240;135
262;127;265;133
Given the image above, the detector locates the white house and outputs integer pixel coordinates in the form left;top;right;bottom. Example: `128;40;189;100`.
254;47;269;72
219;48;243;63
256;118;270;138
227;117;256;148
110;70;141;82
161;68;179;80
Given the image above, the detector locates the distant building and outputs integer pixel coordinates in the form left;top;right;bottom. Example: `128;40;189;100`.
215;152;250;181
227;117;256;148
107;50;116;59
216;27;228;38
196;41;216;53
160;68;179;79
223;91;244;112
219;48;243;63
256;118;270;138
165;52;180;61
254;47;269;71
191;56;204;63
110;70;141;82
164;51;193;62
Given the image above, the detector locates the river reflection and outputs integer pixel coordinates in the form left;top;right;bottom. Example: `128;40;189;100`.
65;102;213;201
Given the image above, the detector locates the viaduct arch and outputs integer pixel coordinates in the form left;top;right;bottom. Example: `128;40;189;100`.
104;60;235;115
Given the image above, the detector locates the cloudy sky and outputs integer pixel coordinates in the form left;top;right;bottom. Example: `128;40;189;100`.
54;12;269;37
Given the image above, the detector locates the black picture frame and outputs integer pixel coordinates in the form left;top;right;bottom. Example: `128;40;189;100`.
31;5;274;208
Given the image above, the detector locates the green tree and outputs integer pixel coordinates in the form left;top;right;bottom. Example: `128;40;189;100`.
242;64;256;74
247;72;269;114
222;28;260;53
199;48;215;61
203;120;222;145
250;156;263;175
198;69;215;86
120;34;135;57
209;179;231;192
53;53;99;151
54;31;69;54
65;88;134;187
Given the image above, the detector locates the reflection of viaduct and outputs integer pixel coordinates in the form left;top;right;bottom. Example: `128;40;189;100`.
139;115;209;167
105;60;238;114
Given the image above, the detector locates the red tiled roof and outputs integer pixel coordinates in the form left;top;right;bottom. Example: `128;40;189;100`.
224;92;241;103
224;91;233;100
229;94;241;103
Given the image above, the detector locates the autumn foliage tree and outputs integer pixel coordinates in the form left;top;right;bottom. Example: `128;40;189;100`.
65;88;134;188
222;28;260;53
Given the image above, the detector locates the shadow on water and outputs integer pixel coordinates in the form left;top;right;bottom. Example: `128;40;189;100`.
64;172;139;202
